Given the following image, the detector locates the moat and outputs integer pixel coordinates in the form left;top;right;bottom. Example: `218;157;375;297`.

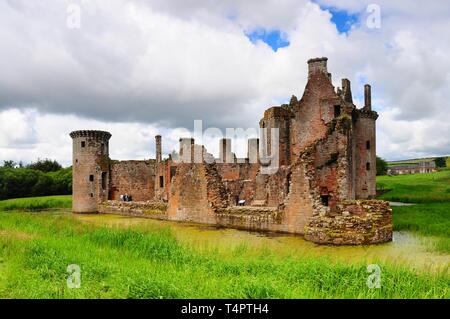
73;212;448;273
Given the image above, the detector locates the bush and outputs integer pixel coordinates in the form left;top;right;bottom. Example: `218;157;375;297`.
376;156;388;176
434;157;447;168
0;166;72;200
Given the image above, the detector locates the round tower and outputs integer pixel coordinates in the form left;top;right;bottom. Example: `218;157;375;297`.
354;85;378;199
70;130;112;214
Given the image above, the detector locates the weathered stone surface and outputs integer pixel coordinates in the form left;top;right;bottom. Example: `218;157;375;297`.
99;200;167;219
304;200;393;245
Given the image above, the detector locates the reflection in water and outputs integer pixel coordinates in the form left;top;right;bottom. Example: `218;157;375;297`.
74;213;449;273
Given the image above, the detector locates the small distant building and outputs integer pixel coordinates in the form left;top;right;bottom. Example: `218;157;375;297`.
387;160;437;175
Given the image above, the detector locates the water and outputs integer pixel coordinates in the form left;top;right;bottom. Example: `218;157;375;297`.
74;213;449;273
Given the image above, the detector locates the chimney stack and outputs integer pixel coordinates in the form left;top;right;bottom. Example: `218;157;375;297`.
341;78;353;103
155;135;162;163
219;138;232;163
179;138;194;163
307;57;328;79
247;138;260;164
364;84;372;110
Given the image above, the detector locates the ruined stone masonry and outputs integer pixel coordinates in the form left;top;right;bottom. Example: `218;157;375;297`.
70;57;393;245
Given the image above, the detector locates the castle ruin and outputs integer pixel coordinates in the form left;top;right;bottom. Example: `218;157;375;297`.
70;57;392;245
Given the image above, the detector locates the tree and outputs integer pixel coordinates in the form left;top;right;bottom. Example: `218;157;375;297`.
27;158;62;172
434;157;447;168
2;160;16;168
376;156;388;176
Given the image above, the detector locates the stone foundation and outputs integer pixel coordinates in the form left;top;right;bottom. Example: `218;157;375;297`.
304;200;392;245
99;200;168;220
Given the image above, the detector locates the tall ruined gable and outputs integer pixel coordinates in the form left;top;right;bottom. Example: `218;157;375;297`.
291;57;341;158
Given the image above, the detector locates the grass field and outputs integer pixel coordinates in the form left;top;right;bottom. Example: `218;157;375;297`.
0;212;448;299
0;195;72;212
377;169;450;203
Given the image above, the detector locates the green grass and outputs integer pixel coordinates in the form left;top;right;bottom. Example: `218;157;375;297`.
377;170;450;253
392;203;450;253
0;212;448;299
377;169;450;203
0;195;72;212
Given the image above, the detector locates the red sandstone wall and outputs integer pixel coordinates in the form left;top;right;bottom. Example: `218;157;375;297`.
354;114;377;199
167;163;217;224
290;72;337;158
109;160;156;201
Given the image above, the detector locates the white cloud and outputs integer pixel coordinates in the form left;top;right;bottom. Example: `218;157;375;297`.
0;0;449;165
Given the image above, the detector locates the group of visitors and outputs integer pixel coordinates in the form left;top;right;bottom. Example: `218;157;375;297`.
120;194;133;202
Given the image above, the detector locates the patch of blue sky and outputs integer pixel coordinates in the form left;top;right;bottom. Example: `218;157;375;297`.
314;1;360;34
245;29;290;52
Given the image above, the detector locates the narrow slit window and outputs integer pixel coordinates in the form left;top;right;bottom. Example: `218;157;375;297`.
89;175;94;182
159;176;164;188
101;172;107;190
366;162;371;171
321;195;329;207
334;105;341;118
366;140;371;150
81;141;86;148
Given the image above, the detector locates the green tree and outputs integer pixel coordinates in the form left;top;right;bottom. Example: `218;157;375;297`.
376;156;388;176
2;160;16;168
434;157;447;168
27;158;62;172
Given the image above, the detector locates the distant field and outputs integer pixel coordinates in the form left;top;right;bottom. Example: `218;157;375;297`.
377;169;450;203
387;156;449;167
0;195;72;211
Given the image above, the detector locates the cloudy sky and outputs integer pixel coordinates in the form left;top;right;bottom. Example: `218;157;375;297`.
1;0;449;166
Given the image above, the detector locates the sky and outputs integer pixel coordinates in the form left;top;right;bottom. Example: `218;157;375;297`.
0;0;449;166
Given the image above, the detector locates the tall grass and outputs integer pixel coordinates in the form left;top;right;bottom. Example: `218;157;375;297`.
0;195;72;211
377;171;450;253
0;212;448;299
392;203;450;253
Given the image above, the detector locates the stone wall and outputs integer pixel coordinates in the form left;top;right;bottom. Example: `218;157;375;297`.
109;160;156;201
166;163;218;224
304;200;392;245
99;200;167;220
215;206;283;232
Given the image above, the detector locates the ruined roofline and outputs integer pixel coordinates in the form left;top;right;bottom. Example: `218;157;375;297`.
70;130;112;140
110;159;156;164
